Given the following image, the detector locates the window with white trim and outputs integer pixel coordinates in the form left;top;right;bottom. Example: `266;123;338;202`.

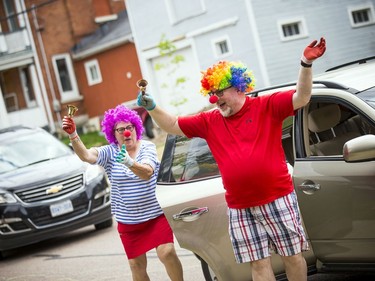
84;59;102;86
212;36;232;58
348;3;375;27
277;17;308;41
52;54;79;102
165;0;205;24
3;0;19;31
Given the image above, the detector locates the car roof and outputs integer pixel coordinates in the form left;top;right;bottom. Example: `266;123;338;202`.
250;57;375;97
314;57;375;91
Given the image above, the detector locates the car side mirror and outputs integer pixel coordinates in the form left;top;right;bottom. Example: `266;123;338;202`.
343;135;375;162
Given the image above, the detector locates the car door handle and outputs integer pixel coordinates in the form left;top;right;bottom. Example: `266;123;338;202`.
298;180;321;195
173;207;209;222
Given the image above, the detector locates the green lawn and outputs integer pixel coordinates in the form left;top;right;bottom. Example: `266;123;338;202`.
61;131;107;148
60;130;167;159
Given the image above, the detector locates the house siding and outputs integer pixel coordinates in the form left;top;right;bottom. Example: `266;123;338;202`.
252;0;375;84
127;0;375;94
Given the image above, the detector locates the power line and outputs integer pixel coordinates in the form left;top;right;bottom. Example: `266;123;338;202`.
0;0;59;22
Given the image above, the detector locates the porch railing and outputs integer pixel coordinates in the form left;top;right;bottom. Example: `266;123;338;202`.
0;28;31;56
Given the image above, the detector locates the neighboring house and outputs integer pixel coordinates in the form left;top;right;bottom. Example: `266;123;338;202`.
0;0;52;131
71;9;143;132
125;0;375;115
0;0;143;136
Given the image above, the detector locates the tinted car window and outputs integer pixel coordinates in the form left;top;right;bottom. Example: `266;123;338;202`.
159;135;219;183
357;87;375;109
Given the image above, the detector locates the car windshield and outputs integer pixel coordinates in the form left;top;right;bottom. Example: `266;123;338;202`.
0;130;71;174
357;87;375;109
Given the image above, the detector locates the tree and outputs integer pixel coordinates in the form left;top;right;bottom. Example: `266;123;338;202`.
154;34;188;114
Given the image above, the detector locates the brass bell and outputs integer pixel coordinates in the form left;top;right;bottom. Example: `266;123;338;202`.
136;79;148;94
67;105;78;117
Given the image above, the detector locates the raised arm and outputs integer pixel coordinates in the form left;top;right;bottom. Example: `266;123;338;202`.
293;37;326;110
62;116;99;164
137;92;185;136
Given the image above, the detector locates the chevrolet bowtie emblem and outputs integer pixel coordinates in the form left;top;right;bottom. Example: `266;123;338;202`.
46;185;64;195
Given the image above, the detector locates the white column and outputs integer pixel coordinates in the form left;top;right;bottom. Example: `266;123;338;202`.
0;87;10;129
20;0;55;132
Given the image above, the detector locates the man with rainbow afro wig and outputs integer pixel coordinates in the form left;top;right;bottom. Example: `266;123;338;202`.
200;61;255;97
138;38;326;281
62;104;184;280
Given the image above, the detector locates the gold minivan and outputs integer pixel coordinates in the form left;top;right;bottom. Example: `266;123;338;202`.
156;58;375;280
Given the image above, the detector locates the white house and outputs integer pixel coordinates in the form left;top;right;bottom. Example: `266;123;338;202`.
125;0;375;115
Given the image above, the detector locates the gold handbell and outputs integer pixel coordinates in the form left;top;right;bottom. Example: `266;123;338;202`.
67;104;78;117
136;79;148;95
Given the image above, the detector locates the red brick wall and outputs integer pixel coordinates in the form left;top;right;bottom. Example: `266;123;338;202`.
74;43;143;118
66;0;97;39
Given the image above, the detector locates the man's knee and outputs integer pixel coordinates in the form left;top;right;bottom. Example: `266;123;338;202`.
250;257;276;280
281;252;306;267
250;256;272;271
281;253;307;281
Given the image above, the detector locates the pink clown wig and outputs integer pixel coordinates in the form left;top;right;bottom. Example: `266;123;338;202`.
200;61;255;96
101;105;144;145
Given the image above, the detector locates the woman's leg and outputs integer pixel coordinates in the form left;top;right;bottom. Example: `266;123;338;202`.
156;243;184;281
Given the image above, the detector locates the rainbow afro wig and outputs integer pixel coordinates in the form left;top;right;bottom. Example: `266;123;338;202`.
200;61;255;96
101;105;144;145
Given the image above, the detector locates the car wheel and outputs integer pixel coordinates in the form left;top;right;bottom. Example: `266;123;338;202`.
198;256;218;281
94;218;113;230
144;116;155;139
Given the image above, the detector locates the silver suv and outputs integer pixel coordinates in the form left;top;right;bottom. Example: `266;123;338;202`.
156;57;375;280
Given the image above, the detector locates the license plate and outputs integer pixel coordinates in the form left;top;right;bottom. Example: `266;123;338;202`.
50;200;74;217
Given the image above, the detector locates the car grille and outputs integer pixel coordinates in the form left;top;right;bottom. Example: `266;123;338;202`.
14;174;84;203
31;194;90;227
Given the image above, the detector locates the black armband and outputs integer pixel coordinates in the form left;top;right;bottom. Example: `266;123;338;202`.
300;60;312;68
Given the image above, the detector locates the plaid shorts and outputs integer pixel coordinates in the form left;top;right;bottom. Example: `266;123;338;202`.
228;191;309;263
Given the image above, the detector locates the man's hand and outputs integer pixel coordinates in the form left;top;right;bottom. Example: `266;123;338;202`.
301;37;326;65
62;116;77;137
137;92;156;111
115;144;135;167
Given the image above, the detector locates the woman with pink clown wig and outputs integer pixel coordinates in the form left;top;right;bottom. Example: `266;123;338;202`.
62;105;183;281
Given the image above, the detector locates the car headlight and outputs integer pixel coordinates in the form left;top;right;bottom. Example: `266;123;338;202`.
85;164;103;184
0;190;17;204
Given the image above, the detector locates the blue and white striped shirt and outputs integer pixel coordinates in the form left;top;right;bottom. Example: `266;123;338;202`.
95;140;162;224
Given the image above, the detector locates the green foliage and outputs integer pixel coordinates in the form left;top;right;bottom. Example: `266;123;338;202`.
61;131;107;147
157;34;177;56
282;116;293;129
170;97;188;107
154;62;165;71
175;77;187;86
171;54;185;64
155;34;189;114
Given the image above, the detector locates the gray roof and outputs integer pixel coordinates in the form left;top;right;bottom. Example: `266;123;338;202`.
71;10;133;59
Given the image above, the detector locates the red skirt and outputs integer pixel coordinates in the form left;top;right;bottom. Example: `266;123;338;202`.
117;214;174;259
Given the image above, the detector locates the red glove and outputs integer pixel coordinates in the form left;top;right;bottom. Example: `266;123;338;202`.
301;37;326;65
62;116;77;136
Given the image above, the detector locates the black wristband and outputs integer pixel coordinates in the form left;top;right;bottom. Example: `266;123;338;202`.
301;60;312;68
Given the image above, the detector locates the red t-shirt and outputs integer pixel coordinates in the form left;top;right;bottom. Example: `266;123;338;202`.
178;90;295;208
